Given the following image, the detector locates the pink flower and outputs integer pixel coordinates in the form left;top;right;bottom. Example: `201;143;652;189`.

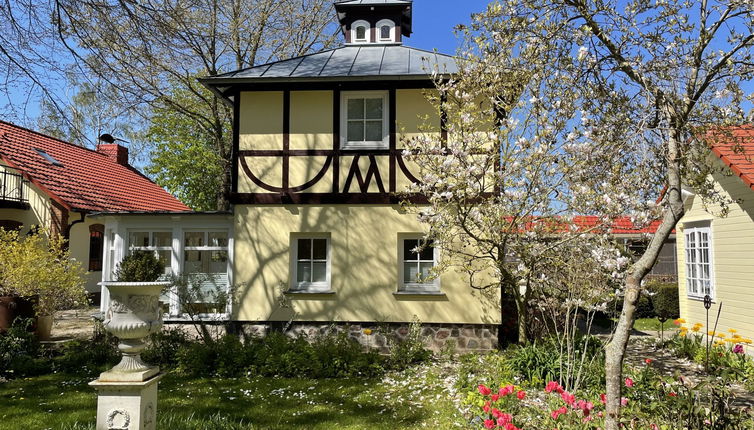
499;384;515;396
624;377;634;387
651;424;659;430
483;402;491;413
561;391;576;405
491;408;501;419
621;397;629;406
504;423;517;430
478;385;491;396
516;390;526;400
484;418;495;429
645;358;653;364
599;393;607;404
497;413;512;425
545;381;561;393
491;394;500;402
668;392;677;397
733;344;744;354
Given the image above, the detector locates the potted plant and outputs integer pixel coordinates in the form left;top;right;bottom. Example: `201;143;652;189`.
0;227;87;339
99;250;170;381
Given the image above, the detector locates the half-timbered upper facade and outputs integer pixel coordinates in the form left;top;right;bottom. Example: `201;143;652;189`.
197;0;499;329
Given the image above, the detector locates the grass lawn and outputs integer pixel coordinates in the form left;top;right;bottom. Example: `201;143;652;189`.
0;367;462;430
632;317;678;333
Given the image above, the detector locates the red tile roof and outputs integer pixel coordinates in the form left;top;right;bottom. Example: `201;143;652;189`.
0;120;190;212
707;125;754;190
507;215;665;235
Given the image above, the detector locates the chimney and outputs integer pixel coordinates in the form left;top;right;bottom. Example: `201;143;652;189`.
97;134;129;165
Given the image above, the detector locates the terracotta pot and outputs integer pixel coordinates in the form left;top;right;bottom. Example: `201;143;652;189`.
0;295;37;333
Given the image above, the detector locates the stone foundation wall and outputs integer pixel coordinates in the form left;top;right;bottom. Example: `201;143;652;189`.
237;321;499;353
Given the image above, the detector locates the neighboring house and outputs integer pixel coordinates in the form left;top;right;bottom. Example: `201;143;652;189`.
0;121;190;300
677;126;754;351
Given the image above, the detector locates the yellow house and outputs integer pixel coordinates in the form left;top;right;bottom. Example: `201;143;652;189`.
676;126;754;353
0;121;190;300
195;0;499;349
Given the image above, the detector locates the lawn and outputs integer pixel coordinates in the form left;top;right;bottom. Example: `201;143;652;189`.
0;367;462;430
632;317;678;333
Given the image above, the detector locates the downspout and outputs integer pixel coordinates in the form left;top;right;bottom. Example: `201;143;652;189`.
64;212;87;249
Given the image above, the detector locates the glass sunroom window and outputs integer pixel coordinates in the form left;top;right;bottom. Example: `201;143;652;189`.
183;231;229;315
128;231;173;275
684;224;713;298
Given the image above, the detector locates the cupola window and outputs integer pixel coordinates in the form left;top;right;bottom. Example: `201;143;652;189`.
352;20;370;43
376;19;395;42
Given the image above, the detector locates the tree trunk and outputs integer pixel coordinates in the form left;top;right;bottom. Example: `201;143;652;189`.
603;125;685;429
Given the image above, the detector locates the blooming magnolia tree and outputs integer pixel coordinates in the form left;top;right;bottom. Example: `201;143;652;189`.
408;1;753;428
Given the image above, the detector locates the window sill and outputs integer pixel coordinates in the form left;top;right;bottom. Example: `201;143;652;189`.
284;290;336;296
393;291;447;301
341;143;388;151
687;294;716;303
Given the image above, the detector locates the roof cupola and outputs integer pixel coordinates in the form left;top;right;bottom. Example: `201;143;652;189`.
334;0;412;46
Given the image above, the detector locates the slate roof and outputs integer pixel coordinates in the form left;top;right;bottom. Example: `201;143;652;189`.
202;46;457;85
0;120;190;213
707;126;754;190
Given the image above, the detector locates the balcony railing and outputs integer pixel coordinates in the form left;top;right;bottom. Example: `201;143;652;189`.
0;170;29;207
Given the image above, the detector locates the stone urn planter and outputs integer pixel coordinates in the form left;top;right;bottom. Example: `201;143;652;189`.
99;281;170;382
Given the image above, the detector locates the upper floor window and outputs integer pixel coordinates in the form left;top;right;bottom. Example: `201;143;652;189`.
376;19;395;42
684;223;714;299
88;224;105;272
341;91;389;149
400;237;440;293
352;20;370;43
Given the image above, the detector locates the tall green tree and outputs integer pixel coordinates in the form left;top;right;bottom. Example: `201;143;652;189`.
54;0;338;210
146;83;227;211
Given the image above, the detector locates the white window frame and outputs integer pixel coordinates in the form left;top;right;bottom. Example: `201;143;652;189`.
684;223;715;300
290;235;332;293
399;236;440;293
181;229;232;317
376;19;395;42
341;91;389;149
351;20;371;43
126;230;174;277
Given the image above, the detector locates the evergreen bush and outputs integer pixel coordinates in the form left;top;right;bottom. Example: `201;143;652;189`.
115;250;165;282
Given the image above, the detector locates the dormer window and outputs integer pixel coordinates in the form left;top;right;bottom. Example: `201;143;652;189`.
377;19;395;43
351;20;371;43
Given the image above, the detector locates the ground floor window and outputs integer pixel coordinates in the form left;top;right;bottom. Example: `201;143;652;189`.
291;236;330;292
181;230;230;315
400;237;440;293
684;223;713;299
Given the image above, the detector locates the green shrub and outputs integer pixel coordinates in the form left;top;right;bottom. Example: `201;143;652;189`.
54;329;120;374
115;250;165;282
141;326;192;367
387;320;432;369
651;282;680;320
508;335;605;391
635;294;654;318
0;318;49;377
175;330;385;379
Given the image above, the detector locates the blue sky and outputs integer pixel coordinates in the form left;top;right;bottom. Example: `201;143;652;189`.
404;0;490;54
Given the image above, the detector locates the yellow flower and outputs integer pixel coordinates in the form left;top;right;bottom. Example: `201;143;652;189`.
708;330;716;336
674;318;687;325
679;330;687;337
742;339;753;344
725;338;737;343
363;328;373;335
728;328;737;334
732;334;742;339
691;324;702;332
714;340;725;347
718;333;727;338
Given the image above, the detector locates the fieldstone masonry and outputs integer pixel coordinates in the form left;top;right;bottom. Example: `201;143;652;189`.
237;322;499;353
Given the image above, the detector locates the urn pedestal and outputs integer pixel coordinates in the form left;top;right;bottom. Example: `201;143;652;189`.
92;281;170;430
